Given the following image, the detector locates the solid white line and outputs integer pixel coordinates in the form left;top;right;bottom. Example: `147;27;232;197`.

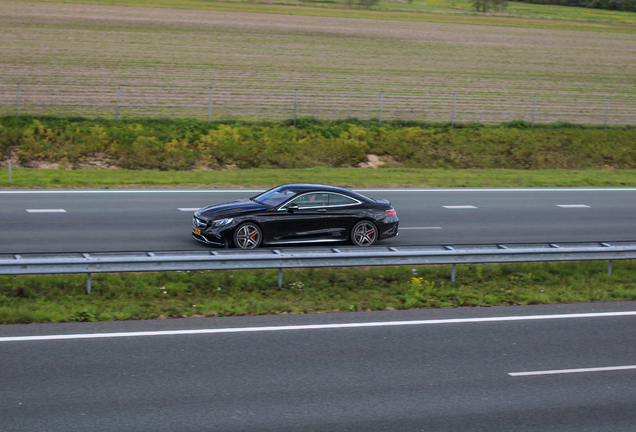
0;190;262;194
2;188;636;194
399;227;442;230
1;311;635;343
443;206;477;209
557;204;590;208
509;365;636;377
178;208;200;212
357;188;636;193
26;209;66;213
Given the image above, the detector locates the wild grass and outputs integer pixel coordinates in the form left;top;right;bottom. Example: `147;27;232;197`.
2;116;636;179
1;261;635;324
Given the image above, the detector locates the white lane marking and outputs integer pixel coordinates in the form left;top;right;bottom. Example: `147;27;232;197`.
509;365;636;377
178;208;200;212
443;206;477;209
358;188;636;192
399;227;442;230
0;190;262;194
557;204;590;208
1;311;635;343
26;209;66;213
2;188;636;194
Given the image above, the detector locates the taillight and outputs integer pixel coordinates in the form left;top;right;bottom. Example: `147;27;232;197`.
385;209;397;215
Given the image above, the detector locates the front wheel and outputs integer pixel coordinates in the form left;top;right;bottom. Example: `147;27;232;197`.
350;220;378;247
233;223;263;249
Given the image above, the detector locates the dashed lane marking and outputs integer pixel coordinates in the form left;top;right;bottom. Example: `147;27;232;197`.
26;209;66;213
399;227;442;230
510;365;636;377
557;205;590;208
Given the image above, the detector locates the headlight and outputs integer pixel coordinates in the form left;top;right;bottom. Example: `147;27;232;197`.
211;218;233;227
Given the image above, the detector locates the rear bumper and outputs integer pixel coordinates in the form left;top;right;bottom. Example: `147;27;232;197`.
379;221;399;240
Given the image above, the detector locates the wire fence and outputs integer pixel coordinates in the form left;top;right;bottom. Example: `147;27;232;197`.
2;83;634;127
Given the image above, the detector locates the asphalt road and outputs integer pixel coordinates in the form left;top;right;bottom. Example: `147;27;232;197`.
1;302;636;432
1;188;636;253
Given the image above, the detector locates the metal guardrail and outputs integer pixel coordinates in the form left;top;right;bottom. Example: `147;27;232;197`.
2;241;636;293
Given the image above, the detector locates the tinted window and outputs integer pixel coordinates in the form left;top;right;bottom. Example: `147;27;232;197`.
253;187;297;207
289;193;329;209
328;194;359;207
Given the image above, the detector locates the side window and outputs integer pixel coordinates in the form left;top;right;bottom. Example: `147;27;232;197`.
328;194;359;207
290;193;329;209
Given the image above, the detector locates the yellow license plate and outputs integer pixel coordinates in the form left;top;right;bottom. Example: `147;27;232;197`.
193;228;201;235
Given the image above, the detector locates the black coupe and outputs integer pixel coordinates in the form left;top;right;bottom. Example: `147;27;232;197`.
192;184;399;249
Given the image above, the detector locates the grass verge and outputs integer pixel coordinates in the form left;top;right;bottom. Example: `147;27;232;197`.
2;261;635;324
2;167;636;188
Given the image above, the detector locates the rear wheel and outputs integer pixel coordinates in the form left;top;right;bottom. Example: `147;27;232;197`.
350;220;378;247
233;223;263;249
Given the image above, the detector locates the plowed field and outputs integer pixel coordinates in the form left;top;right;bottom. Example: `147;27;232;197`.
1;0;635;124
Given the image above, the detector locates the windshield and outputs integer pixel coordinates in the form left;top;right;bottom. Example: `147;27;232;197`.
252;186;298;207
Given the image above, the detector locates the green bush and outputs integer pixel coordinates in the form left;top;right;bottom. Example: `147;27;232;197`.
2;115;636;171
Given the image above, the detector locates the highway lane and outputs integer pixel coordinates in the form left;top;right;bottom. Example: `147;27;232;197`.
1;302;635;432
1;188;636;253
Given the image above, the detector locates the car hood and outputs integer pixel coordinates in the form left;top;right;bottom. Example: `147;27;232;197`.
196;198;268;218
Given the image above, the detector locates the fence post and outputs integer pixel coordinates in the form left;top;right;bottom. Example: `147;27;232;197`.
379;91;384;126
8;148;12;185
605;98;609;130
86;273;92;294
115;87;121;122
531;95;536;129
451;93;456;128
207;88;213;124
451;264;456;282
278;268;283;288
293;89;298;127
607;260;612;275
16;83;20;119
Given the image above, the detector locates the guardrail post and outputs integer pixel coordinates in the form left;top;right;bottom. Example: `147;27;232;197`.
607;260;612;276
278;268;283;288
86;273;92;294
451;264;456;282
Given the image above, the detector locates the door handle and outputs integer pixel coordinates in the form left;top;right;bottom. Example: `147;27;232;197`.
317;208;327;212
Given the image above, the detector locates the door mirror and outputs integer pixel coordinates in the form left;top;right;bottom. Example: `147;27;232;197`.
286;203;299;212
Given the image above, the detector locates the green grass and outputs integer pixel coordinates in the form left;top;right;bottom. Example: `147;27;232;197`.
2;261;635;324
3;167;636;188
